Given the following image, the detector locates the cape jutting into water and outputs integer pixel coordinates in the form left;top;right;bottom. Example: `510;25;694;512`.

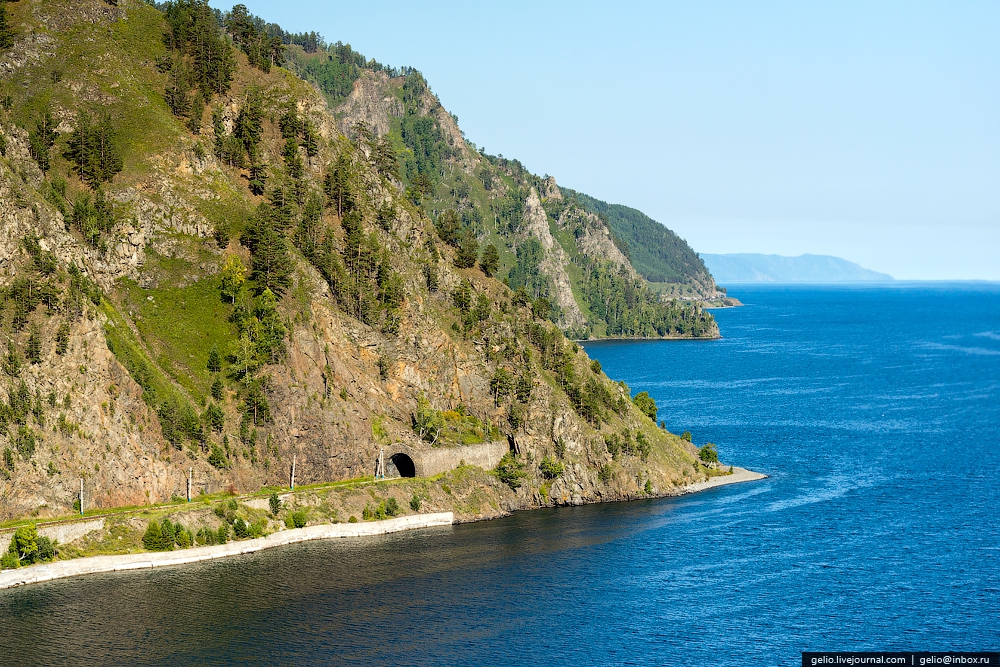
1;283;997;666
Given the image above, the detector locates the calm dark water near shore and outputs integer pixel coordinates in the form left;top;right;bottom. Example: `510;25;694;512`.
1;283;998;666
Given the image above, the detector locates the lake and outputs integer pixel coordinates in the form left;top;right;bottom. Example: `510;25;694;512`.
1;283;998;665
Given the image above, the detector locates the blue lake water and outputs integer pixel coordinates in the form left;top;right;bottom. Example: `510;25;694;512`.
1;283;998;665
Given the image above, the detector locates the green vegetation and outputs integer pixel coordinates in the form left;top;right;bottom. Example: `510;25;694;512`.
3;524;56;569
699;443;719;464
362;496;401;521
64;115;124;187
632;391;657;423
0;2;15;51
539;456;564;480
495;452;527;490
604;429;651;462
142;517;194;551
582;262;716;338
566;189;712;286
412;395;498;446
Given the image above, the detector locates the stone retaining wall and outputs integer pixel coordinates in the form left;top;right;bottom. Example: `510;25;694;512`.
0;518;106;555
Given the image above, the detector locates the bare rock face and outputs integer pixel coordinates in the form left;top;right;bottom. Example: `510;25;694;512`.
520;188;587;329
334;71;403;138
541;176;562;201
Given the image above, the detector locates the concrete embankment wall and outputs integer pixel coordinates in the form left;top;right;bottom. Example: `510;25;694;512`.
0;512;454;591
419;441;508;476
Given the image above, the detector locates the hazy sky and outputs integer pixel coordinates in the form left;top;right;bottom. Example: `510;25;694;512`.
214;1;999;280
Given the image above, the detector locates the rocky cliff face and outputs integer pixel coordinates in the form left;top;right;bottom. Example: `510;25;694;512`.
327;66;720;339
0;0;714;524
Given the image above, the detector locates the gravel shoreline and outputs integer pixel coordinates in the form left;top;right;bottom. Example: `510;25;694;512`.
681;467;768;494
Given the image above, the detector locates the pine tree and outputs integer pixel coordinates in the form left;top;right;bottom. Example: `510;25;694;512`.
3;340;21;378
207;344;222;373
242;209;293;296
164;59;191;117
25;328;41;365
0;3;15;50
454;228;479;269
301;120;319;158
55;322;70;355
64;116;123;188
28;109;58;173
480;243;499;277
324;153;354;216
187;90;205;134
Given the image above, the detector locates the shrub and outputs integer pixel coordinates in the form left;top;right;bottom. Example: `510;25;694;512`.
681;431;692;442
217;525;228;544
495;452;527;490
410;493;421;512
539;456;564;480
362;504;373;521
196;527;218;546
635;432;651;461
385;497;400;517
142;521;170;551
233;517;250;538
269;492;281;516
632;391;657;423
1;551;19;569
291;509;307;528
644;479;653;495
9;525;43;565
348;515;358;523
698;443;719;464
598;464;613;484
208;444;228;469
554;438;567;459
176;527;192;549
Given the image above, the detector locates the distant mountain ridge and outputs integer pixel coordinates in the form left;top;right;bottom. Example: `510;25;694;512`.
702;254;893;283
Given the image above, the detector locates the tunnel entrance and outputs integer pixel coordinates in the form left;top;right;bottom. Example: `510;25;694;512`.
387;453;416;478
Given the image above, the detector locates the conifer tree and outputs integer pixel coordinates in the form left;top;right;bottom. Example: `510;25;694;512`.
242;208;293;296
28;109;57;173
54;322;70;356
3;340;21;379
25;328;41;365
480;243;499;277
64;116;123;187
187;90;205;134
324;153;354;216
165;59;191;117
0;2;15;50
454;228;479;269
207;344;222;373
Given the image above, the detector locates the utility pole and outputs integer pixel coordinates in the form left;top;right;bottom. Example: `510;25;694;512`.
187;467;192;503
290;454;296;490
79;478;84;515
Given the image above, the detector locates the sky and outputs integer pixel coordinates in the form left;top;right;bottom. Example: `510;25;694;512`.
213;1;999;280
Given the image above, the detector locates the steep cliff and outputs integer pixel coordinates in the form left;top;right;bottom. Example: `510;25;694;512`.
0;0;723;525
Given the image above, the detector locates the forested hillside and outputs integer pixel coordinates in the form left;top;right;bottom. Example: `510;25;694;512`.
0;0;718;525
567;190;716;296
282;35;721;339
